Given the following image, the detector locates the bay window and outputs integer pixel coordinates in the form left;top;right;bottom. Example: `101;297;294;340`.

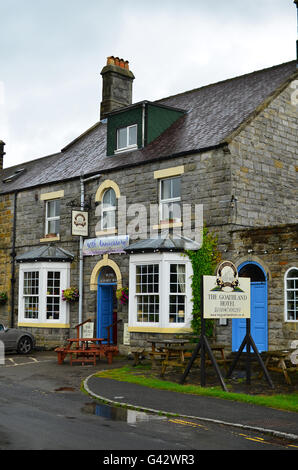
18;262;71;327
129;252;193;330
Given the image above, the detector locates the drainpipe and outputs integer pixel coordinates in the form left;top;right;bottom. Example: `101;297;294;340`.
142;102;146;148
295;0;298;67
10;191;17;328
78;173;101;335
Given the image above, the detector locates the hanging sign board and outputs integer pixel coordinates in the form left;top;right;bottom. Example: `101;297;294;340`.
203;261;250;319
83;235;130;256
72;210;89;237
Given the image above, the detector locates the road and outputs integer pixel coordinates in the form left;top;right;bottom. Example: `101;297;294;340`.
0;352;296;457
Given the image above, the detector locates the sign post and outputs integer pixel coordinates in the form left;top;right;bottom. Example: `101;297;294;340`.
180;261;274;390
226;317;274;388
180;275;228;391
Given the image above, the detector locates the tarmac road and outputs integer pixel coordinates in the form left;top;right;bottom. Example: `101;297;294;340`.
0;351;297;457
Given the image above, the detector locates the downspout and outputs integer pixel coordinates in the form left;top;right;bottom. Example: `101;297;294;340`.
10;191;17;328
78;174;84;332
142;102;146;148
295;0;298;67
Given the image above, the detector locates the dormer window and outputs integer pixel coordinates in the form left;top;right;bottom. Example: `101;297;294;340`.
116;124;137;152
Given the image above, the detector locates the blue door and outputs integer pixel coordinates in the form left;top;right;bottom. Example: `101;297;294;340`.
232;262;268;352
97;285;114;342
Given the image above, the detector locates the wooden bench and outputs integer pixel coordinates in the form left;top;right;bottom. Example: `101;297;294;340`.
55;347;69;365
131;347;149;366
160;343;230;376
69;349;97;366
259;350;298;385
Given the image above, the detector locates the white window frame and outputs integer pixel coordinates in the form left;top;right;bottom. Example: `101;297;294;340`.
159;176;181;223
18;262;71;326
284;267;298;322
45;199;61;236
129;252;193;329
115;124;138;153
101;188;117;230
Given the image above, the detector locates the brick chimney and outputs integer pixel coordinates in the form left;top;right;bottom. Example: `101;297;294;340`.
100;56;135;120
0;140;5;170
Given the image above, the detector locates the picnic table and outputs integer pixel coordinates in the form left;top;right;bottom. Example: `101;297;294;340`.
55;318;120;365
131;337;228;376
55;337;104;366
259;350;298;385
160;341;228;376
147;338;191;368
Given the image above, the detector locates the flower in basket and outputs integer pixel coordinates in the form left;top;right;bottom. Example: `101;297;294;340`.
116;287;129;305
0;292;8;305
62;287;79;302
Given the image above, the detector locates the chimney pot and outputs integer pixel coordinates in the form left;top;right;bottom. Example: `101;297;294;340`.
107;56;115;65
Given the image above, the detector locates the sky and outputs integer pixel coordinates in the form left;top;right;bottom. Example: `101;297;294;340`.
0;0;297;168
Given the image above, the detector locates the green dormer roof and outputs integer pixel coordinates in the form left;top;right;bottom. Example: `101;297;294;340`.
106;101;185;156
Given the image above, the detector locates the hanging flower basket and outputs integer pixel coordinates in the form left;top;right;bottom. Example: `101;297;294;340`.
62;287;79;302
116;287;129;305
0;292;8;305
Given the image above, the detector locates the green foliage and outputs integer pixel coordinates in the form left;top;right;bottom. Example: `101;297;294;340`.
0;292;8;305
185;228;221;337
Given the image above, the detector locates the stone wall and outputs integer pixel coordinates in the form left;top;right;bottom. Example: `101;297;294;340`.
229;81;297;228
214;224;298;351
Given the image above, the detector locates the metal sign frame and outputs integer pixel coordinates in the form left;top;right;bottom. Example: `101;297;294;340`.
180;270;274;391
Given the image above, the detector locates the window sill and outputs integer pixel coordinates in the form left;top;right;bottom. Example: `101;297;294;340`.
153;221;183;230
114;145;138;154
40;235;60;242
95;228;118;237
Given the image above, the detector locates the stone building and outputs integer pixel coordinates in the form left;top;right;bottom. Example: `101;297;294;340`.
0;56;297;352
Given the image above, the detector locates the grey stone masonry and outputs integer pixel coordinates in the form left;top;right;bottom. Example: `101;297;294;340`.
228;81;297;228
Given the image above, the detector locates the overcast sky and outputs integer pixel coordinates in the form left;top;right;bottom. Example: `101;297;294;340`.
0;0;297;168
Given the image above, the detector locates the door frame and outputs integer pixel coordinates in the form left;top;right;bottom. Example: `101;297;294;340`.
97;270;117;341
232;261;268;352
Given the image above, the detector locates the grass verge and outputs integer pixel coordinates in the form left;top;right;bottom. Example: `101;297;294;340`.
95;365;298;413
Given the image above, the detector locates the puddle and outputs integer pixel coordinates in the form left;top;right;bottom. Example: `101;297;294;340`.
55;387;76;392
81;402;166;424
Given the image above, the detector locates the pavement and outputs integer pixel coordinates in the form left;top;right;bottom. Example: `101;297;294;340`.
84;372;298;443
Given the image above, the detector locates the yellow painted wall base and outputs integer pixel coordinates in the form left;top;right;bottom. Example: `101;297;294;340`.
18;323;70;329
128;326;193;333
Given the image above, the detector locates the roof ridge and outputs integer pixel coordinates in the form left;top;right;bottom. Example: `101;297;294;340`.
2;151;61;173
155;60;297;104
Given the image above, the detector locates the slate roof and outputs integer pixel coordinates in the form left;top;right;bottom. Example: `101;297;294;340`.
1;60;297;195
16;244;75;262
124;231;201;253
